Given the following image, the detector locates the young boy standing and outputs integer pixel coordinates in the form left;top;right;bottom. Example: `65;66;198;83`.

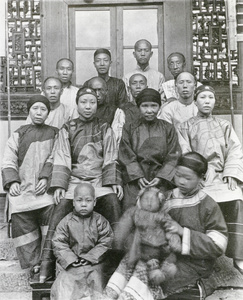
51;183;113;300
1;95;58;279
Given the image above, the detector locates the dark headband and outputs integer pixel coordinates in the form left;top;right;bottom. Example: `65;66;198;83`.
27;95;50;113
177;155;208;176
76;87;97;104
194;85;215;101
136;88;161;107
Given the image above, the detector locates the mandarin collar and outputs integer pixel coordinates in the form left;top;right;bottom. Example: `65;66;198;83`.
136;65;150;72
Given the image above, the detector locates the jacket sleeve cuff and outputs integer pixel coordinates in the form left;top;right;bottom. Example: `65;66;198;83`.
48;165;71;192
2;168;21;190
126;162;144;182
39;162;53;179
181;227;191;255
59;252;78;269
102;162;117;186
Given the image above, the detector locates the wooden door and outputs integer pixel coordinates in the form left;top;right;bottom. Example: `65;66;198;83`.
69;3;163;85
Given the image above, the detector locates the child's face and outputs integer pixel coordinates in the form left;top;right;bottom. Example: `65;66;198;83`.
140;190;161;212
29;102;49;125
174;165;201;195
195;91;215;116
73;186;96;217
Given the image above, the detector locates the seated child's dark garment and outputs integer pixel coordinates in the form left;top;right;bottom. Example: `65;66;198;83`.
51;211;113;300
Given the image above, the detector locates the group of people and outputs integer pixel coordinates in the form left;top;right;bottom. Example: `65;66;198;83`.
1;38;243;300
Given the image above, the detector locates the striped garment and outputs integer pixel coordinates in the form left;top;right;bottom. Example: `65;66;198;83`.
1;123;58;268
177;115;243;203
48;117;121;199
177;115;243;260
2;124;58;214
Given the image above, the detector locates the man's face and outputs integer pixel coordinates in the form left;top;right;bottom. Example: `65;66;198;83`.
73;186;96;217
29;102;49;125
89;79;107;105
168;55;185;78
128;75;147;99
133;41;153;66
195;91;215;116
93;53;111;75
176;73;195;100
139;102;160;122
77;94;97;120
43;78;63;105
56;60;73;84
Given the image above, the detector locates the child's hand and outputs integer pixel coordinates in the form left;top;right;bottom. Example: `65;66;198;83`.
80;258;90;266
72;259;82;267
164;219;183;236
71;258;90;267
35;178;47;195
9;182;21;196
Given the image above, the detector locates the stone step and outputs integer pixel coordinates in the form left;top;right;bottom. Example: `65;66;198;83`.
0;260;31;292
0;222;18;261
0;292;32;300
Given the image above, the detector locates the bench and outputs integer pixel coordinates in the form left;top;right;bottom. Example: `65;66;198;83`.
30;281;53;300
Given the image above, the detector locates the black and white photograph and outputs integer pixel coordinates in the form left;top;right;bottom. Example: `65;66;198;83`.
0;0;243;299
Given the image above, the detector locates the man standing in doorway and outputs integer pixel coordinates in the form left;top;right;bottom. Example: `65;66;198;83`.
83;49;127;108
123;39;165;97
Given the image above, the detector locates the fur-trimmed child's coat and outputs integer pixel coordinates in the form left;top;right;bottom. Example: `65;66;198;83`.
114;203;181;284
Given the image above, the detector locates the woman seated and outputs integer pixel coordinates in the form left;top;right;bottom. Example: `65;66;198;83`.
118;88;181;212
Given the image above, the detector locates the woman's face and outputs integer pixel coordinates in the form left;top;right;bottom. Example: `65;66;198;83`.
139;102;160;121
174;165;201;195
77;94;97;120
29;102;49;125
195;91;215;116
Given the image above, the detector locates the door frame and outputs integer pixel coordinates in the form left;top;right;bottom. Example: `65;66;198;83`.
42;0;192;83
69;3;164;82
